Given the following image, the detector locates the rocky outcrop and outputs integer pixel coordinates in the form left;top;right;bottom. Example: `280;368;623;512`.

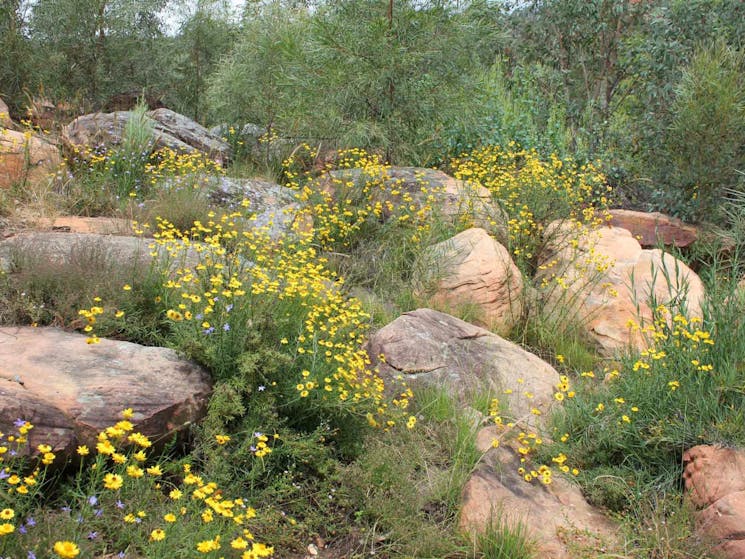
608;209;698;248
537;223;705;356
62;109;230;161
147;108;231;161
0;327;212;459
683;445;745;558
460;426;617;559
368;308;559;423
206;176;310;239
414;228;523;335
0;129;61;189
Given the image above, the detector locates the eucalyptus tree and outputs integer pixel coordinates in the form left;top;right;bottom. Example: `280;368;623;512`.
29;0;171;105
0;0;32;112
171;0;238;122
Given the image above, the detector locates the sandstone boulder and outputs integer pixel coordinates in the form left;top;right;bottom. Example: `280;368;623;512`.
0;327;211;459
683;445;745;507
608;209;698;248
460;426;617;559
414;228;522;335
62;109;230;161
368;308;560;423
0;129;61;189
683;445;745;558
537;224;705;356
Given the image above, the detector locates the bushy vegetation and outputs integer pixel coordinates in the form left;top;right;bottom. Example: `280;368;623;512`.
2;0;743;222
5;1;745;558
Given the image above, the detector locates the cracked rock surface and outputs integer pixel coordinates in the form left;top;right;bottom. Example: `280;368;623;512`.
683;445;745;557
367;308;560;423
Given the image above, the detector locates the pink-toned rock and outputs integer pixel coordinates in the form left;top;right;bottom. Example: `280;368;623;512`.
537;223;705;356
0;129;61;189
608;209;698;248
683;445;745;508
683;445;745;557
697;490;745;543
460;426;617;558
368;308;560;423
0;327;211;459
415;228;522;335
34;216;133;235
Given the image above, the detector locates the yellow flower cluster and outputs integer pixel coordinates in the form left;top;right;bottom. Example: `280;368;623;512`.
0;421;44;501
82;182;411;427
285;147;439;249
451;144;610;271
59;409;273;557
487;373;579;484
144;146;224;188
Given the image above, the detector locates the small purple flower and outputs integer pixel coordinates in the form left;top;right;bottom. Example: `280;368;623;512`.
88;495;98;506
118;552;126;559
14;418;26;427
28;551;37;559
0;469;8;480
19;524;27;534
254;432;263;438
249;445;257;452
25;517;36;527
195;313;203;320
226;304;233;312
116;500;125;509
87;531;98;540
223;323;230;332
203;327;215;335
95;508;103;517
61;506;71;513
258;385;266;392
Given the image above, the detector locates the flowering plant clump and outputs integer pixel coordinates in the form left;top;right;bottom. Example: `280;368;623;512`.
284;147;442;249
487;375;580;486
547;304;730;504
81;196;412;430
65;142;223;206
0;410;274;559
450;144;610;275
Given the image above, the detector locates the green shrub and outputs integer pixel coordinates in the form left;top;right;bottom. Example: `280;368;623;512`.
665;40;745;222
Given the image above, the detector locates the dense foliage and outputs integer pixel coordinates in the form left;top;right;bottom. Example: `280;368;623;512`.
2;0;744;220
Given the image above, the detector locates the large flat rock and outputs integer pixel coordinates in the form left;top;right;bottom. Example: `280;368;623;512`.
0;327;211;458
0;231;199;272
62;109;231;161
368;308;560;423
460;426;617;559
